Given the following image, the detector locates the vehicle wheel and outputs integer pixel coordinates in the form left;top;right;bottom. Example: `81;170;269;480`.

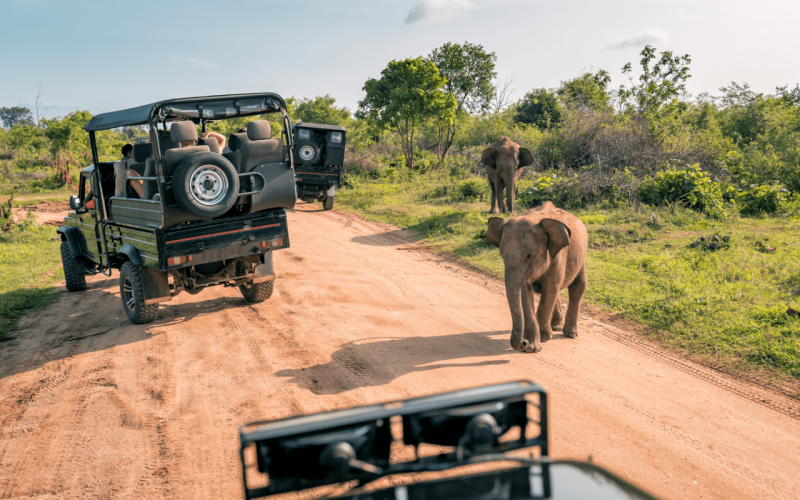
173;152;239;218
295;141;320;164
119;262;159;324
323;195;334;211
239;281;274;303
61;241;87;292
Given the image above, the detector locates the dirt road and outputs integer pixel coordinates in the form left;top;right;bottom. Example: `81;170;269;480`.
1;203;799;499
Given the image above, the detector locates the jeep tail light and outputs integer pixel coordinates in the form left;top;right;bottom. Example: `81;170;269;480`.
168;255;191;266
262;237;283;248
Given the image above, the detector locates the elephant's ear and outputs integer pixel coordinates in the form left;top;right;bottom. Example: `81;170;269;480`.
540;218;571;258
486;217;505;247
518;148;534;168
481;147;496;168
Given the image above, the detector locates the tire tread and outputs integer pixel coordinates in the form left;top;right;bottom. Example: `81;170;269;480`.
60;241;87;292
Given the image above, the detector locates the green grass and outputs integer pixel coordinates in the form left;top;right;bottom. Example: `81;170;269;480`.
338;168;800;385
0;224;64;344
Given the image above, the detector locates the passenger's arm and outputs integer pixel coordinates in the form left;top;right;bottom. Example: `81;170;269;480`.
203;131;226;149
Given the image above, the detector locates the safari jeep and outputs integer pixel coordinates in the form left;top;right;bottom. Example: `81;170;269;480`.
292;123;346;210
57;93;297;324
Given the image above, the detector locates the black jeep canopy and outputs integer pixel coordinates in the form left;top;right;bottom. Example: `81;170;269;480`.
83;93;289;132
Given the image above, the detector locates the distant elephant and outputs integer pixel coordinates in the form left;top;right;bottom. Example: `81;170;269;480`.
486;201;588;353
481;137;534;214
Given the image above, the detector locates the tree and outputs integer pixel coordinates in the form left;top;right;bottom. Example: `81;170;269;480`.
557;70;611;110
515;89;562;129
490;76;517;113
0;107;34;128
294;95;351;126
428;41;496;159
357;57;455;169
615;45;691;136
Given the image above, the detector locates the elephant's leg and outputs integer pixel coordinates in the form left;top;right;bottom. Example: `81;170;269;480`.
551;298;564;331
563;266;586;339
521;282;541;353
536;283;558;343
489;181;499;214
497;182;508;214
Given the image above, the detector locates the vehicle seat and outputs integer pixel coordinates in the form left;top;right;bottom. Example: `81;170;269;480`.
157;129;179;154
234;121;284;172
163;122;209;177
198;136;221;153
228;132;250;152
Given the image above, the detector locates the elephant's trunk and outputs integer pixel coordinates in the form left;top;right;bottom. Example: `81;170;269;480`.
505;269;527;351
506;178;515;214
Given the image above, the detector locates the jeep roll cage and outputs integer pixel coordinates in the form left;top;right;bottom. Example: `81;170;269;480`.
82;92;294;220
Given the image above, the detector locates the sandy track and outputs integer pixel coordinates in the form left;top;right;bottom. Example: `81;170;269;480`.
1;203;798;499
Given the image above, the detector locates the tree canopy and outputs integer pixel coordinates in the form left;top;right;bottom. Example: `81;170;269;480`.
0;107;34;129
294;95;351;126
515;89;562;130
357;56;455;168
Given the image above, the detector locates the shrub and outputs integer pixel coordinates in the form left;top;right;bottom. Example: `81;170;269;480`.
636;165;728;218
737;184;790;214
458;178;488;200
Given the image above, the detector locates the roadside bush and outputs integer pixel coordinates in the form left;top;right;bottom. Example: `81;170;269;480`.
737;184;791;214
636;165;728;218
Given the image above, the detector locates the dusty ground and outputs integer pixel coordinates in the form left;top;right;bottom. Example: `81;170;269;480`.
1;202;799;500
11;201;70;226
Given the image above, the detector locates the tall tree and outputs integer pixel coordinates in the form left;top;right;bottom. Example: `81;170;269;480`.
357;57;455;169
557;70;611;110
294;95;351;126
0;107;34;128
428;41;496;159
515;89;562;129
616;45;691;136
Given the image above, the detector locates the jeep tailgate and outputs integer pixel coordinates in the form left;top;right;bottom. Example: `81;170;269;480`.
159;209;288;270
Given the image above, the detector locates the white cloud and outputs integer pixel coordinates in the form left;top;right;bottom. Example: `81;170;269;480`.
405;0;475;24
170;55;219;69
607;28;670;50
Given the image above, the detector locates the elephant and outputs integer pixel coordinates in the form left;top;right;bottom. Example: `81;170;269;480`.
486;201;588;354
481;137;534;214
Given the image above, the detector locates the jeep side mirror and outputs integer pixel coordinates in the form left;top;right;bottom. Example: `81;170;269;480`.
69;195;81;211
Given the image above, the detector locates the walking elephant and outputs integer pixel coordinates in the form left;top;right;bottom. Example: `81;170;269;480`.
485;201;588;354
481;137;534;214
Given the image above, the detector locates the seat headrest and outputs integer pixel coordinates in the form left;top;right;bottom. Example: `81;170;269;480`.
247;120;272;140
170;121;198;143
198;137;221;154
228;132;250;151
132;142;153;162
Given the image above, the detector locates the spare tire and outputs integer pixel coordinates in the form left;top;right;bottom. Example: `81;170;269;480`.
172;152;239;218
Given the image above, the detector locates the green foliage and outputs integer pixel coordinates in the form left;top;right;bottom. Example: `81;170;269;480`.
294;95;351;126
428;40;497;159
737;184;791;214
515;88;562;129
557;70;611;110
457;178;488;200
637;165;728;217
357;56;456;169
0;106;34;128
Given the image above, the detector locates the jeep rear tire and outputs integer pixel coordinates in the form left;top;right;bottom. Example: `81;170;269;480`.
119;262;159;324
239;281;274;303
173;152;239;218
322;195;334;211
61;241;87;292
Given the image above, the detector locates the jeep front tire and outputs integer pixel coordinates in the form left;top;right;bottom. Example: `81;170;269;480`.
119;262;159;324
60;241;87;292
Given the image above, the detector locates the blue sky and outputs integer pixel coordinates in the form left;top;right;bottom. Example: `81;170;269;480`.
1;0;798;118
